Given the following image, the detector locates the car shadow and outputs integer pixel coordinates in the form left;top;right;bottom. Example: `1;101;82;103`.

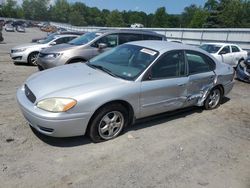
32;97;230;147
14;62;35;66
31;127;92;147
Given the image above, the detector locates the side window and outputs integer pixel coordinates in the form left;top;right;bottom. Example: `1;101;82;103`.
219;46;230;54
143;34;162;40
54;37;66;44
119;34;142;45
151;51;185;79
92;34;118;48
186;51;215;75
231;45;240;52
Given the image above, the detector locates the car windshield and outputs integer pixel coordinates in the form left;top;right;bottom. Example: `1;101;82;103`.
38;34;55;44
87;44;159;81
68;32;99;45
200;44;222;53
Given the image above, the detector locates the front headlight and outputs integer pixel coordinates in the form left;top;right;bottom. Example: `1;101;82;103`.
36;98;77;112
45;53;62;58
12;48;26;53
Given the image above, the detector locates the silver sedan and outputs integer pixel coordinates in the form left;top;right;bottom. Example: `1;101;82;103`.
17;41;235;142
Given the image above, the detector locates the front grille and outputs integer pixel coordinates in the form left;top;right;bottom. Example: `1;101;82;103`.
38;53;47;58
24;84;36;103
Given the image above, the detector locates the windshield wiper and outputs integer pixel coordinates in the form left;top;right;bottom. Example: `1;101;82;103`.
87;64;119;78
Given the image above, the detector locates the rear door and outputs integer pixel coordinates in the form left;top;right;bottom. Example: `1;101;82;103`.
140;50;188;118
185;50;216;106
231;45;242;66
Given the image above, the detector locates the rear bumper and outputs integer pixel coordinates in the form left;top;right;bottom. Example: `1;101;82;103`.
16;86;91;137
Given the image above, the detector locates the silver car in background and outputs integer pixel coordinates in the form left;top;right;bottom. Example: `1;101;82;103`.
10;34;79;65
17;41;234;142
36;30;167;70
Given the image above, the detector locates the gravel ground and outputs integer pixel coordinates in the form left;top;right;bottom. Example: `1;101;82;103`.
0;28;250;188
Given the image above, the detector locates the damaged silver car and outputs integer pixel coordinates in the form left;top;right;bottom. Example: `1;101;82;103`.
17;41;234;142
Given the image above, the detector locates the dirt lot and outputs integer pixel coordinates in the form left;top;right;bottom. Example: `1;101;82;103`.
0;28;250;188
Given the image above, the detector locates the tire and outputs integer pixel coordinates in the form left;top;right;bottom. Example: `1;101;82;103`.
88;103;128;142
28;52;39;66
204;87;222;110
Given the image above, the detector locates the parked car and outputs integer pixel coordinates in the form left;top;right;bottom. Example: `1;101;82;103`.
10;34;79;65
17;41;234;142
236;56;250;83
131;23;144;28
31;31;84;43
16;25;25;32
200;43;248;67
37;29;167;70
5;24;15;32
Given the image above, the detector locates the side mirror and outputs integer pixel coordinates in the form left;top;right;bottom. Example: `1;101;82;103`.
98;43;107;50
50;41;56;46
219;50;227;55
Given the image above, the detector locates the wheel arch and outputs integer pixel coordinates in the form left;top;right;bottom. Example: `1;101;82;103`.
86;100;135;133
66;57;87;64
27;51;40;64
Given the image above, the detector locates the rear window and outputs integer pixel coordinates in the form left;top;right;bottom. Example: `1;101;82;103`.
119;33;143;45
143;34;162;40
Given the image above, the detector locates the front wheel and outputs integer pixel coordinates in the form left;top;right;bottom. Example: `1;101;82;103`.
88;104;128;142
28;52;39;66
204;88;222;110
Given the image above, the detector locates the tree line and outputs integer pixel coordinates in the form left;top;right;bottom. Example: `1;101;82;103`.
0;0;249;28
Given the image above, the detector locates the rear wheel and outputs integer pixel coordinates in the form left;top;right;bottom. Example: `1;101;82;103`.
88;104;128;142
28;52;39;65
204;88;222;110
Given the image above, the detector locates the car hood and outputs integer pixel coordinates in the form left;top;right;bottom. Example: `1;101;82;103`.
41;43;79;53
12;43;47;50
25;63;126;101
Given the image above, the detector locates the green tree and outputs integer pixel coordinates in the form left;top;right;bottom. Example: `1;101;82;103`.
50;0;70;22
181;4;200;27
1;0;18;18
152;7;169;27
22;0;49;21
189;8;209;28
106;10;124;27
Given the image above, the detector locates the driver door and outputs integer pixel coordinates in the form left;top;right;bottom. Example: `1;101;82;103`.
218;45;233;65
91;34;118;58
140;50;188;118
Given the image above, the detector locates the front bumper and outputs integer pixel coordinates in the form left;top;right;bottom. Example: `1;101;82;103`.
16;86;91;137
236;66;250;83
37;55;65;70
10;52;28;63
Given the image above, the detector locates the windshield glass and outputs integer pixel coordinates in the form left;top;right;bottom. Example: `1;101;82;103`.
200;44;222;53
87;44;159;81
68;32;99;45
38;34;55;44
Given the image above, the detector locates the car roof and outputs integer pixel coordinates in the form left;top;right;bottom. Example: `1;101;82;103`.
202;42;239;46
54;34;79;38
94;29;165;37
126;40;199;52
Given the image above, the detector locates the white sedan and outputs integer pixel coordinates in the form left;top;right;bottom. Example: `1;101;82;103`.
200;43;248;67
10;34;78;65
